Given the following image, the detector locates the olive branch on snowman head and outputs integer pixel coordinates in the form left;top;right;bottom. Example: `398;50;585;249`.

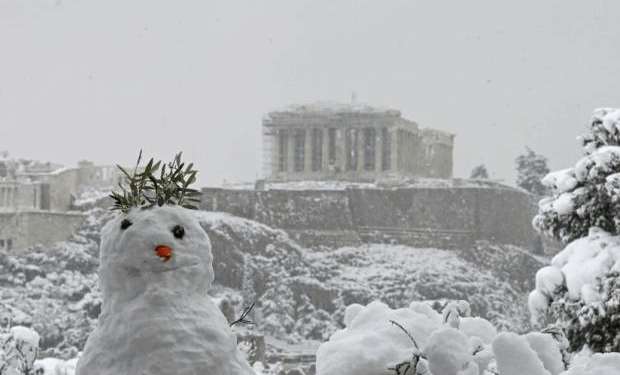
109;150;201;212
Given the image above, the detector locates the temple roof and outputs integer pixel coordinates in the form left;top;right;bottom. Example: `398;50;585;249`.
264;101;401;119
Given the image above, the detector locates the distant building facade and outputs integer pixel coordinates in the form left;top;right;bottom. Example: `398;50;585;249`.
0;155;123;252
262;102;454;182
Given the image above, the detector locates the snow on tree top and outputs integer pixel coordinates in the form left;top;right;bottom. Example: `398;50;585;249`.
599;108;620;133
529;228;620;303
541;168;577;192
10;325;40;347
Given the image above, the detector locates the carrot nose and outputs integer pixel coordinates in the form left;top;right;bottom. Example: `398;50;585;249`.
154;245;173;262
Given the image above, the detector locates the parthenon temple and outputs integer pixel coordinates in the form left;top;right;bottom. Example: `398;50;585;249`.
262;102;454;182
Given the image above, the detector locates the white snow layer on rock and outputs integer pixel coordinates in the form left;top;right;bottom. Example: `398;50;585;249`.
75;206;254;375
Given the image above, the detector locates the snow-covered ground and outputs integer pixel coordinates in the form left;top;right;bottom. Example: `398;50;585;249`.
316;300;620;375
306;243;533;331
2;201;619;375
222;178;516;191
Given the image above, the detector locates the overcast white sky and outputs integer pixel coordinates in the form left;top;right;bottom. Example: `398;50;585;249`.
1;0;619;186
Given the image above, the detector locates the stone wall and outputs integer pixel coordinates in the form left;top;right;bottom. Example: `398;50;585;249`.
0;213;20;251
254;190;354;231
0;211;85;252
15;184;38;211
477;188;540;249
201;189;356;231
426;143;453;178
201;185;541;251
202;188;356;248
46;169;80;212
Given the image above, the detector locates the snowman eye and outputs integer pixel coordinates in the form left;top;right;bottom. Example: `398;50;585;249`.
172;225;185;239
120;219;132;230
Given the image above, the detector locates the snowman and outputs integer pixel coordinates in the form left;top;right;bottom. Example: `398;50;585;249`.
76;153;255;375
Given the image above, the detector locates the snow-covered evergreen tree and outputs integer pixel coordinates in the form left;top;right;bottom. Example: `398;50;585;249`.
533;108;620;243
257;271;295;338
470;164;489;179
294;294;338;341
530;107;620;354
515;147;550;196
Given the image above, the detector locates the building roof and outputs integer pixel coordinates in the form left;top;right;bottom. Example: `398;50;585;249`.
263;101;401;120
262;102;454;142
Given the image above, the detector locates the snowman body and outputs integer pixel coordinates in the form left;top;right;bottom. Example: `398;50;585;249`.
76;205;254;375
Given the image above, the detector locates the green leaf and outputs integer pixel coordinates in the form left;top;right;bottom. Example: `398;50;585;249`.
117;165;132;180
145;158;153;173
110;150;200;212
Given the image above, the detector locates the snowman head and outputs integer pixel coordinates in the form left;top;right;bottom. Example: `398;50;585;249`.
99;205;214;300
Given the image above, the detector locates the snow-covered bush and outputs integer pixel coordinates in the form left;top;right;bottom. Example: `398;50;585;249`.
531;108;620;353
0;324;79;375
316;299;620;375
529;230;620;352
0;325;39;375
317;299;508;375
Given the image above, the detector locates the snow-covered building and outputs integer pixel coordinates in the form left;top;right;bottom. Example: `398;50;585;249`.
201;103;544;252
261;102;454;182
0;155;123;252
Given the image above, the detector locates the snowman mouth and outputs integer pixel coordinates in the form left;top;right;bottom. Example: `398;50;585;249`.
154;261;200;273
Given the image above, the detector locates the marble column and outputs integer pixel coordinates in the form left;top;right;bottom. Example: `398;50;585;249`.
321;127;329;174
356;128;364;173
265;131;277;179
287;130;295;175
336;129;346;174
375;126;383;172
304;128;312;173
390;127;399;172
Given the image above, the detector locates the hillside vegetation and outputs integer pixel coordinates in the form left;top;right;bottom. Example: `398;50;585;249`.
0;208;543;358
